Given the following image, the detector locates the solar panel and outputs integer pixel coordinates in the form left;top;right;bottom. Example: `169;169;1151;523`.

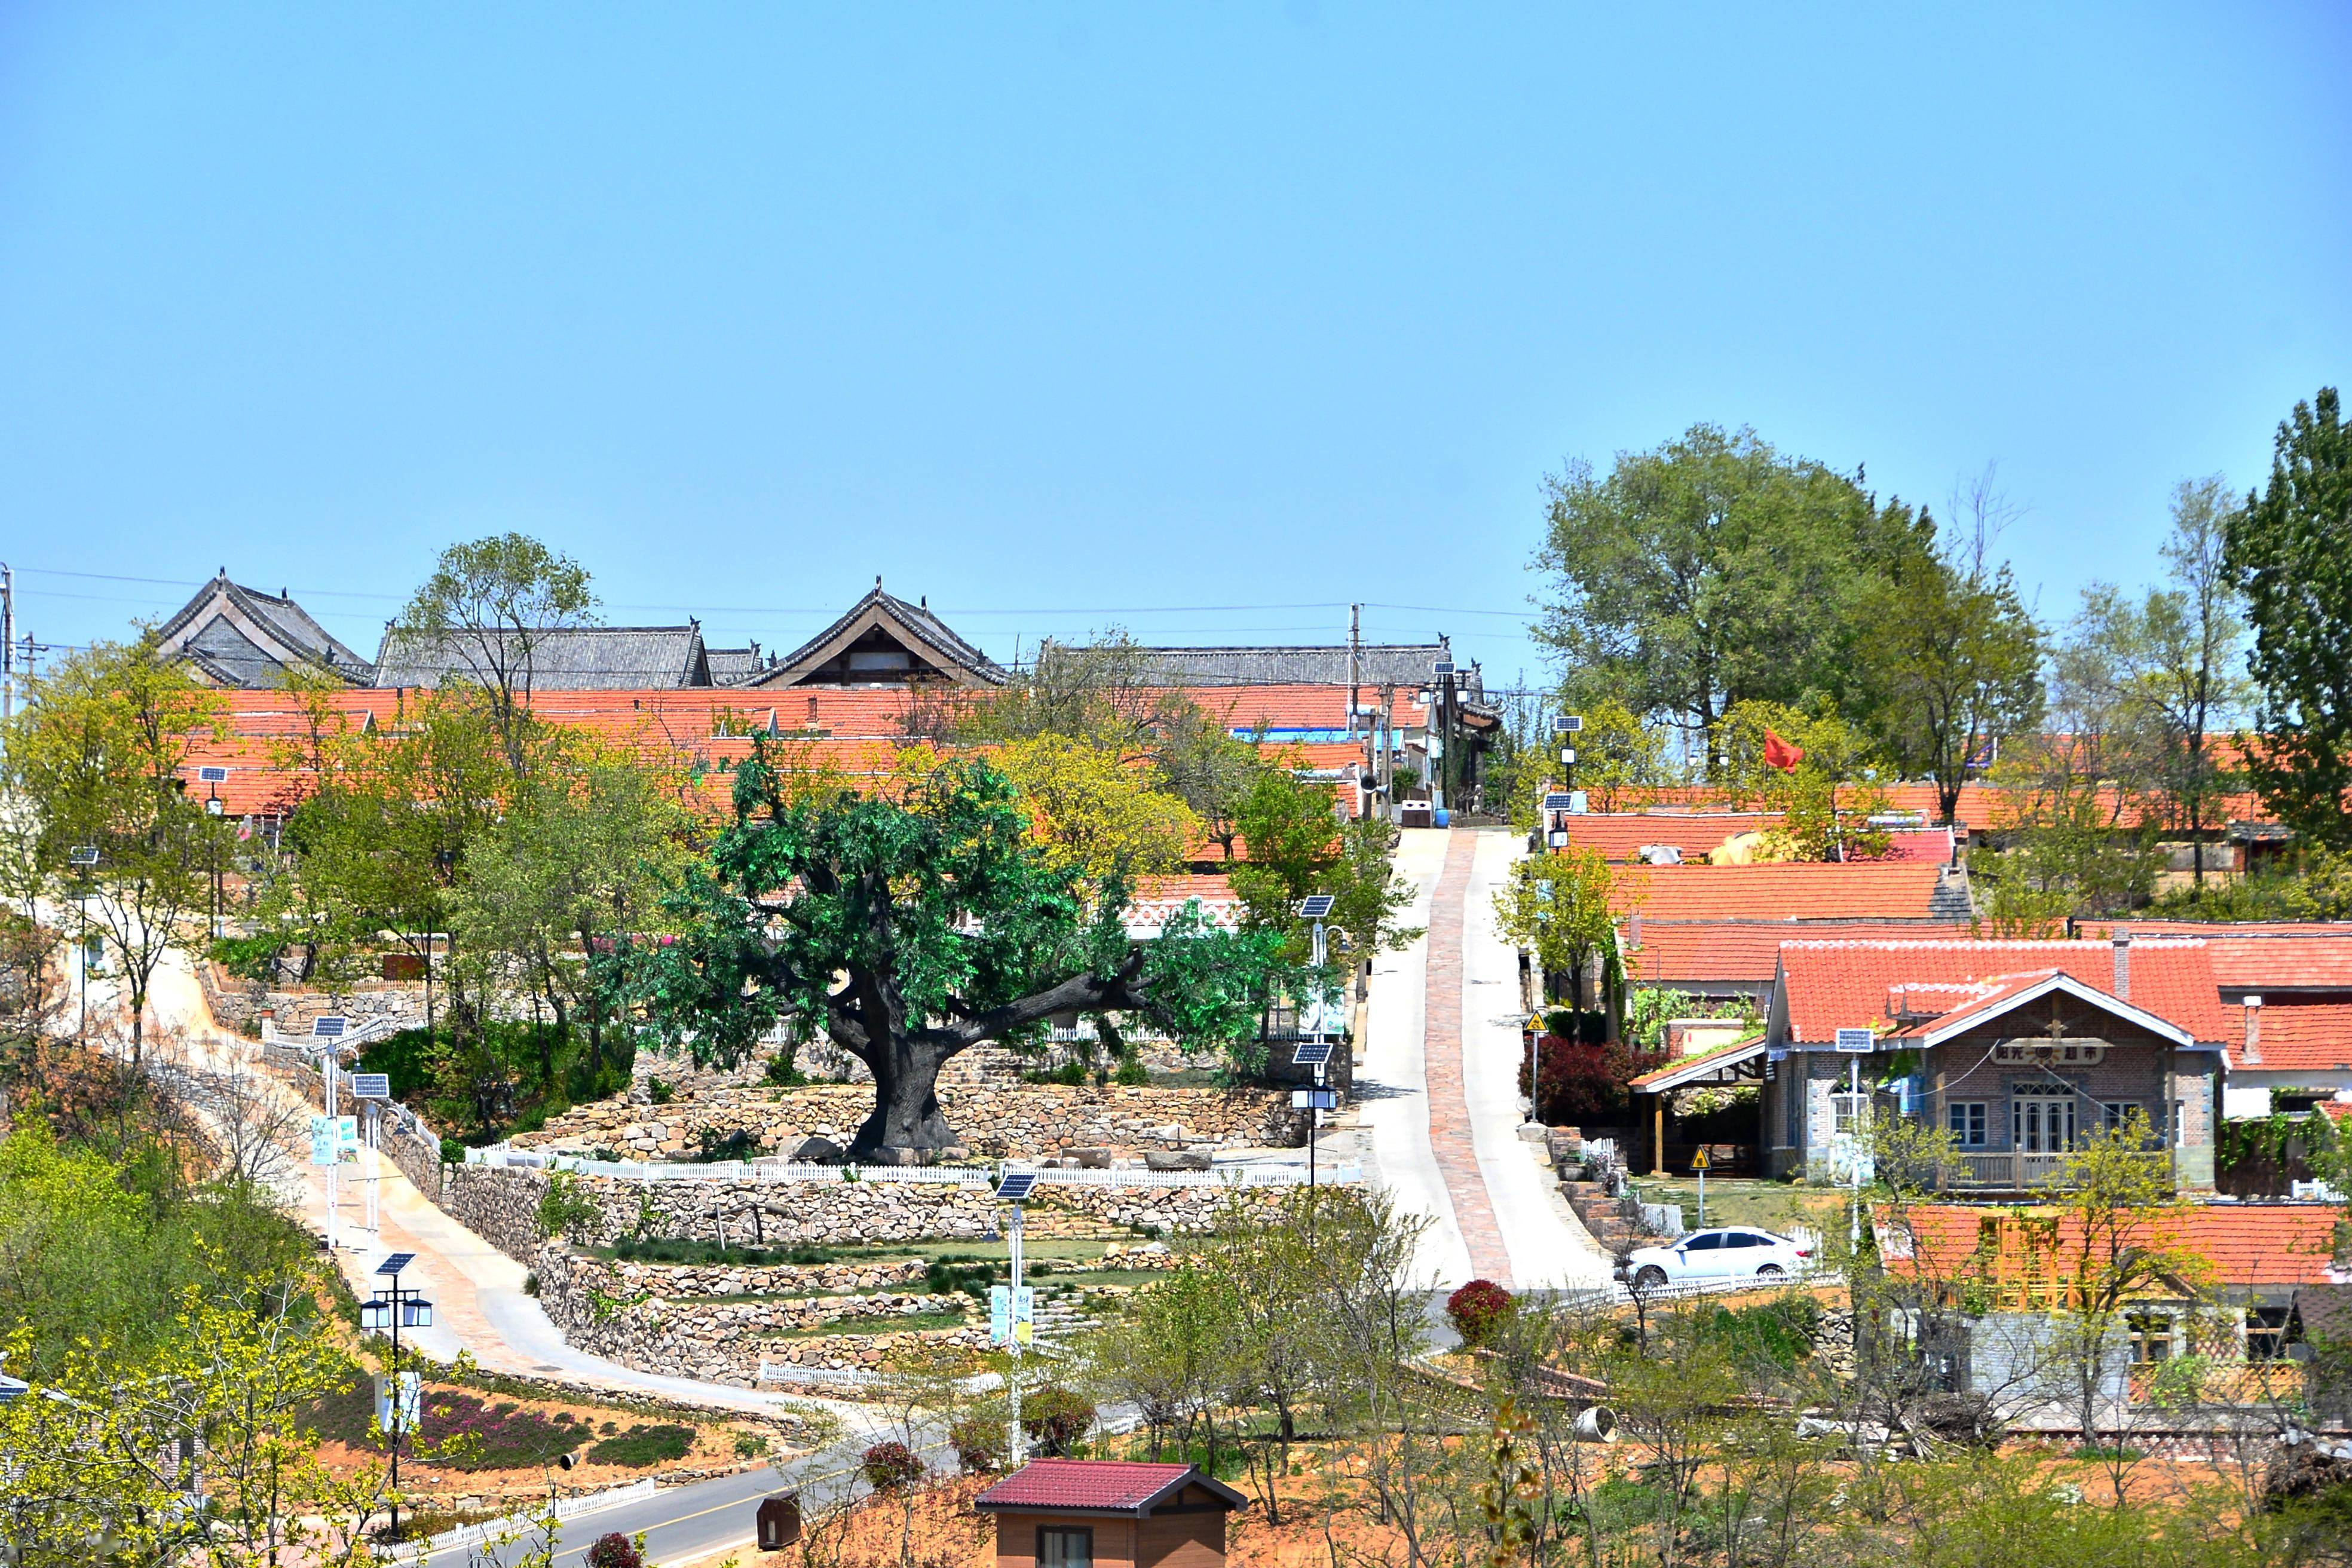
312;1016;347;1039
1553;715;1583;734
376;1252;415;1276
350;1073;392;1100
1541;792;1576;812
1293;1040;1334;1067
994;1172;1037;1202
197;765;230;783
1431;660;1456;676
68;846;99;866
1296;895;1335;920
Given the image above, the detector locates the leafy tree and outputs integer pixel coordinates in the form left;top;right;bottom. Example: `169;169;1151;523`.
2227;387;2352;850
391;532;599;777
1855;475;2045;825
1557;695;1677;812
961;630;1166;757
993;733;1202;884
1152;693;1269;860
1229;764;1418;976
4;635;232;1059
1534;422;1915;769
630;746;1293;1157
1713;699;1896;860
1491;847;1622;1013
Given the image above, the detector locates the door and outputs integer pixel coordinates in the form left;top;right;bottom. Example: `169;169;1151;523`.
2010;1094;2076;1153
1679;1232;1728;1279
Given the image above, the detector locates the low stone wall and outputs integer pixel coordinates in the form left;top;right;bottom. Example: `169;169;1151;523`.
534;1247;976;1385
515;1082;1301;1161
572;1252;931;1300
200;961;430;1037
759;1325;992;1374
443;1162;1272;1268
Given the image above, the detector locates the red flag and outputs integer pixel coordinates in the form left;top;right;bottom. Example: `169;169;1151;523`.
1763;728;1805;773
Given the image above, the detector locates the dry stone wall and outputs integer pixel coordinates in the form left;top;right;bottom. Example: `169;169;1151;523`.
514;1082;1301;1161
200;961;430;1037
442;1163;1270;1269
533;1245;977;1386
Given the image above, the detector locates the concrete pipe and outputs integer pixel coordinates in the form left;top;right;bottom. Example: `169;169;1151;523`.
1574;1405;1619;1443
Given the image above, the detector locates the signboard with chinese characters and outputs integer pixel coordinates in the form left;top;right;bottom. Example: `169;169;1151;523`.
1833;1027;1875;1054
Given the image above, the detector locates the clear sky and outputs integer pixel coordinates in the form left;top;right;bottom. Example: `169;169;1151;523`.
3;4;2346;691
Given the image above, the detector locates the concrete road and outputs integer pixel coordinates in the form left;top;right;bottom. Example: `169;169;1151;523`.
1355;826;1477;1285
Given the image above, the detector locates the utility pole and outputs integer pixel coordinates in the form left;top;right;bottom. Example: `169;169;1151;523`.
1;562;14;721
1348;604;1361;739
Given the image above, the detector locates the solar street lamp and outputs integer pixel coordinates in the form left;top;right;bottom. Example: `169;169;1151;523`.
993;1171;1038;1465
362;1252;432;1542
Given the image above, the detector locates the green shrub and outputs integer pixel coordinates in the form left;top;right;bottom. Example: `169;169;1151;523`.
860;1440;924;1493
209;934;285;982
950;1413;1007;1474
1446;1279;1515;1347
587;1424;696;1467
1113;1052;1150;1087
1021;1385;1095;1457
647;1076;674;1105
537;1171;601;1243
439;1137;466;1165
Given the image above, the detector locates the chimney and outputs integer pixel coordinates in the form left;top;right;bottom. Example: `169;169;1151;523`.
2243;994;2264;1065
1628;910;1643;948
2111;931;2132;1003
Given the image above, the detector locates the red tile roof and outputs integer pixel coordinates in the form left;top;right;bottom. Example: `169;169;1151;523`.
973;1460;1242;1515
1775;938;2234;1045
2235;1001;2352;1071
1621;920;1974;987
1609;863;1951;922
1563;812;1781;863
1893;1204;2345;1289
1879;827;1958;865
2094;922;2352;991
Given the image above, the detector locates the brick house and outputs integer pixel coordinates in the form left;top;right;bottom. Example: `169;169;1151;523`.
1758;935;2230;1192
973;1460;1247;1568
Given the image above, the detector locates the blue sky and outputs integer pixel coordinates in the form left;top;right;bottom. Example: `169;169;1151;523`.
3;4;2346;690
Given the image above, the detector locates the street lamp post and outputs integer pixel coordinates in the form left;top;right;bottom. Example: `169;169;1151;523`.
359;1254;433;1545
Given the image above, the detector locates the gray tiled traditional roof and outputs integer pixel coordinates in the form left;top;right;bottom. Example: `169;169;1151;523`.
154;574;373;687
371;625;712;690
739;583;1006;687
703;645;764;684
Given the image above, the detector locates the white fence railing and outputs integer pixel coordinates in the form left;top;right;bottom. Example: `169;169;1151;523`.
391;1478;656;1562
464;1145;1361;1190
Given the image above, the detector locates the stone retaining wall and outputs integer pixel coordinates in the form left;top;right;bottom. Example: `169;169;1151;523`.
442;1162;1270;1269
514;1082;1301;1161
572;1252;932;1299
534;1246;977;1386
199;961;430;1037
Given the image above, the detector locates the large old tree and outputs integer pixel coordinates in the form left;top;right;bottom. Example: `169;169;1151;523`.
628;744;1295;1159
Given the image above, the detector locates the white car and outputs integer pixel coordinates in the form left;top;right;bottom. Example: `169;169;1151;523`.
1616;1227;1811;1290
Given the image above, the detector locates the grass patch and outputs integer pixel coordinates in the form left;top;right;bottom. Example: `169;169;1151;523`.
1625;1176;1846;1238
774;1308;971;1339
310;1384;594;1471
587;1424;697;1466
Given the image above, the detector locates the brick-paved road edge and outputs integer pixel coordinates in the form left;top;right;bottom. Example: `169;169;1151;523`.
1419;829;1516;1284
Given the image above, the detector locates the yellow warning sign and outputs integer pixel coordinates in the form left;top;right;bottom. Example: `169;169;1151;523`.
1691;1146;1711;1171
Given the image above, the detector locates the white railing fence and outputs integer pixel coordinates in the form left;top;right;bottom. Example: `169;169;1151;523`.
463;1144;1361;1190
390;1478;657;1562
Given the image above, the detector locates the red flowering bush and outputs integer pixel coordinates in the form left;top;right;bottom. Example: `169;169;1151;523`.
1517;1034;1660;1126
585;1534;644;1568
1447;1279;1515;1347
862;1440;926;1493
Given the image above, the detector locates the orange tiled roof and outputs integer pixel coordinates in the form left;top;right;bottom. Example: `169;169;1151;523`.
1775;938;2234;1045
2096;921;2352;991
1892;1203;2344;1290
1610;862;1950;921
1563;811;1781;862
2234;1002;2352;1071
1621;919;1972;987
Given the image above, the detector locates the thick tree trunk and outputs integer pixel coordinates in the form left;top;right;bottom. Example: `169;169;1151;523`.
850;1033;962;1159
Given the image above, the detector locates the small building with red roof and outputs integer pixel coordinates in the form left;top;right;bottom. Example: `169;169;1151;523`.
973;1460;1247;1568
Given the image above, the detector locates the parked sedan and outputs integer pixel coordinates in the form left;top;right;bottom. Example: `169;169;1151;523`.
1615;1227;1811;1290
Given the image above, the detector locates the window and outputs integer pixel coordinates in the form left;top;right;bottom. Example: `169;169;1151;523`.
2247;1306;2299;1362
1833;1092;1868;1134
1683;1233;1723;1252
1725;1232;1763;1248
2100;1102;2138;1135
1039;1528;1094;1568
1947;1102;1989;1147
2127;1311;2173;1363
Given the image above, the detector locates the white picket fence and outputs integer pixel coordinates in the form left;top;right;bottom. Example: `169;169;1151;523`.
389;1478;656;1562
464;1144;1361;1190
